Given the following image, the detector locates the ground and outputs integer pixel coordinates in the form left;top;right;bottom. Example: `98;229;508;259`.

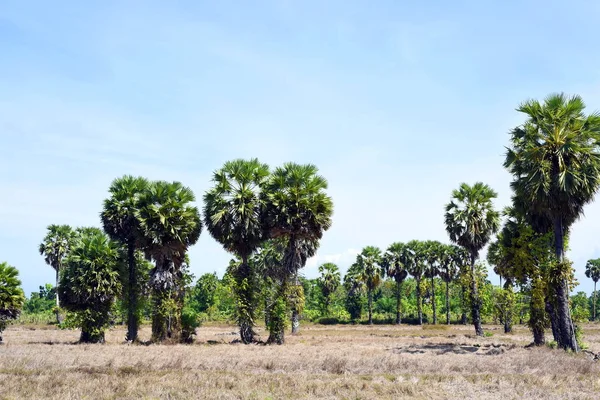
1;323;600;399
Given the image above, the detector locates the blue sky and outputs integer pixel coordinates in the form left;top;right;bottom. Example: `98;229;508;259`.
2;0;600;296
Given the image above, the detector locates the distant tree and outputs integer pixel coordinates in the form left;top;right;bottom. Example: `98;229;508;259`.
0;262;25;344
344;263;364;323
439;245;462;325
505;93;600;351
318;263;341;315
585;259;600;321
101;175;149;342
423;241;442;324
382;243;410;324
203;159;269;344
445;182;500;336
261;163;333;343
407;240;427;325
570;292;591;323
39;224;75;324
356;246;383;325
192;273;220;314
59;230;122;343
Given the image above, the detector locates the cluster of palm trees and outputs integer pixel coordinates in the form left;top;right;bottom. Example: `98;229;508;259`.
37;160;332;345
0;262;25;344
344;241;468;326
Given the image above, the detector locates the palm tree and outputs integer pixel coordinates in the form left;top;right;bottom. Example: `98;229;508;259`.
445;182;500;336
0;262;25;344
344;263;365;323
39;224;75;324
505;94;600;351
262;163;333;343
59;230;122;343
356;246;383;325
383;243;410;324
423;241;441;324
318;263;341;315
100;175;149;342
203;159;269;344
585;259;600;321
407;240;426;325
439;245;460;325
137;181;202;342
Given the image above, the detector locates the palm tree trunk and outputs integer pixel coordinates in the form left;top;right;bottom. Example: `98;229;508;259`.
594;281;597;321
552;217;578;352
416;278;422;325
469;254;484;336
238;255;255;344
291;274;300;334
531;276;546;345
55;268;61;325
267;280;287;345
368;288;373;325
431;274;437;325
395;280;402;325
126;241;138;342
446;280;450;325
460;284;467;325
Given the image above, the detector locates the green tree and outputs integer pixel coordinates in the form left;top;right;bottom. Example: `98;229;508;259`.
344;263;364;323
101;175;149;342
138;181;202;342
445;182;500;336
407;240;426;325
423;241;442;324
585;259;600;321
59;230;122;343
39;224;75;324
439;245;461;325
356;246;382;325
203;159;269;344
570;292;591;323
382;243;410;324
191;273;220;314
505;93;600;352
0;262;25;344
262;163;333;343
318;263;341;315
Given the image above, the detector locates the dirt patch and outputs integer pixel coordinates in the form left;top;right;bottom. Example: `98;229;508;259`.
391;342;517;356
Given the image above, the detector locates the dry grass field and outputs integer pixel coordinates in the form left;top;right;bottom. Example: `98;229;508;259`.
2;323;600;399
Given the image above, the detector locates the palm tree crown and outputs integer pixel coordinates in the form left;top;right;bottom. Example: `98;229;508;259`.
586;259;600;283
39;224;75;273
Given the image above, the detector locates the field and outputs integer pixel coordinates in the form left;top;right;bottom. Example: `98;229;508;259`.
2;323;600;399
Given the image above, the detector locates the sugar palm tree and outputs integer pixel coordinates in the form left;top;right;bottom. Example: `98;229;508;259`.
203;159;269;344
423;240;442;324
59;230;122;343
0;262;25;344
137;181;202;342
318;263;341;315
262;163;333;343
383;242;410;324
407;240;426;325
39;224;75;324
445;182;500;336
505;93;600;351
101;175;149;342
585;259;600;321
439;245;460;325
356;246;382;325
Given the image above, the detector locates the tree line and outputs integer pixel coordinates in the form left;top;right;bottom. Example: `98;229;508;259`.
2;93;600;352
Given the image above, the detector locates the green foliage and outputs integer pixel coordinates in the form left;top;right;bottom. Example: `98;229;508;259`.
0;262;25;342
58;231;122;343
570;292;591;323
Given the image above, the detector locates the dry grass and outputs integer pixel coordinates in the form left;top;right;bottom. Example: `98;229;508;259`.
2;323;600;399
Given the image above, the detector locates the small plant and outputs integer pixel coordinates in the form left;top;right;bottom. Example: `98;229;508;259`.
483;332;493;337
547;341;558;349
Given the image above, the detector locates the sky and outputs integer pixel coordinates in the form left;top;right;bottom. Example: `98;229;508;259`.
2;0;600;297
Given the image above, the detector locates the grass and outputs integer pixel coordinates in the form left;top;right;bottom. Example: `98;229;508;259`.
1;323;600;399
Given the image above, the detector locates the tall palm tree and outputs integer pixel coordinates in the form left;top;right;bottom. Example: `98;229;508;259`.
59;230;122;343
445;182;500;336
318;263;341;315
423;241;441;324
262;163;333;343
137;181;202;342
407;240;426;325
439;245;460;325
383;242;410;324
100;175;149;342
39;224;75;324
344;263;365;323
356;246;383;325
505;93;600;351
585;259;600;321
0;262;25;344
203;159;269;344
